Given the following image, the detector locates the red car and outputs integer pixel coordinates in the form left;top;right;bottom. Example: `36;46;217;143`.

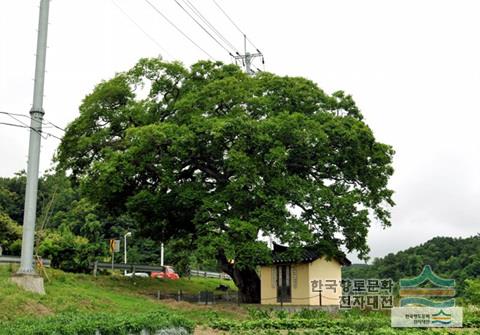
151;266;180;280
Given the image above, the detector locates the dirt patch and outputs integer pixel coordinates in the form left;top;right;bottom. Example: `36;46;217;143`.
150;298;247;318
21;300;53;317
194;326;227;335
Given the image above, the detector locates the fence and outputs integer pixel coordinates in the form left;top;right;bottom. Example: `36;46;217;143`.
189;269;231;280
153;290;239;305
89;261;165;275
0;255;51;267
89;262;231;279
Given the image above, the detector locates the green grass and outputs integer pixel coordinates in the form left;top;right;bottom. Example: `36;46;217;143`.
0;264;242;325
6;265;479;334
210;308;480;334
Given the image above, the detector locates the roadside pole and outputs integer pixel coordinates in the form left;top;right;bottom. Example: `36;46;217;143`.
110;239;115;271
123;232;131;275
160;242;164;266
11;0;50;294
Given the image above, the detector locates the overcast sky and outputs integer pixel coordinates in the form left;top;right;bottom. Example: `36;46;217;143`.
1;0;479;262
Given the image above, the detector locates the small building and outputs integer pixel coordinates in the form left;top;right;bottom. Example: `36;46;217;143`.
259;244;350;306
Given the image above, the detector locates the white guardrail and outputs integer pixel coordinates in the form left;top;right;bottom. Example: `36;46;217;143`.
0;256;229;280
190;269;231;280
0;255;51;267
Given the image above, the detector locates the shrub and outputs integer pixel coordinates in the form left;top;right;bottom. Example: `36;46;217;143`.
465;279;480;306
0;212;21;255
0;312;195;335
37;229;97;273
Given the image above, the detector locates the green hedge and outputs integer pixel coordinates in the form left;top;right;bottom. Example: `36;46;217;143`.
231;329;480;335
0;312;194;335
210;317;389;331
211;316;480;334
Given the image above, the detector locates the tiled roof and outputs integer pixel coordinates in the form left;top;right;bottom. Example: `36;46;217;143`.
264;243;351;266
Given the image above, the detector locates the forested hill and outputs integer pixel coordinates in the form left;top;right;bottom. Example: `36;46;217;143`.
343;235;480;290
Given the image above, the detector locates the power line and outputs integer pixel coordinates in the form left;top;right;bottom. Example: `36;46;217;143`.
0;111;30;119
5;112;48;140
0;121;28;129
43;119;65;132
180;0;240;55
0;111;65;132
44;132;62;141
143;0;215;60
0;120;62;140
211;0;260;53
173;0;234;57
111;0;173;59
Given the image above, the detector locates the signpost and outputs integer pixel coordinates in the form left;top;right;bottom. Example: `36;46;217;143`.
109;239;120;270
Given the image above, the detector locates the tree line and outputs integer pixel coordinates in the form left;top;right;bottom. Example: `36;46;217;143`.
343;235;480;297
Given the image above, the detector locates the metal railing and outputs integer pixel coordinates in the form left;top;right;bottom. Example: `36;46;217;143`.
153;290;239;305
89;261;165;274
88;261;233;281
190;269;231;280
0;255;51;267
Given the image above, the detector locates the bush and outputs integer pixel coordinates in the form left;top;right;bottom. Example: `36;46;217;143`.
0;312;195;335
464;279;480;306
38;229;98;273
0;212;22;255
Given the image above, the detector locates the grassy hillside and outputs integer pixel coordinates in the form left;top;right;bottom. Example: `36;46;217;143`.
0;265;241;324
2;265;480;334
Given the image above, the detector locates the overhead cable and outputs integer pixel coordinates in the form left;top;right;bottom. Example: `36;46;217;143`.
111;0;173;59
0;121;62;140
173;0;234;56
5;112;47;140
211;0;261;53
181;0;240;54
0;111;65;132
144;0;215;60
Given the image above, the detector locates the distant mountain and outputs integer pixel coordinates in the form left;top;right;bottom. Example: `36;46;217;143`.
342;235;480;292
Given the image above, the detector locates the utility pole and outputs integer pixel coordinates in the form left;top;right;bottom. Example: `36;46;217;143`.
234;34;263;75
11;0;50;294
124;232;131;275
160;242;164;266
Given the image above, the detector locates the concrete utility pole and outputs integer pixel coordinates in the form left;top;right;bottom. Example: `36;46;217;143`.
124;232;132;275
234;34;263;75
160;242;164;266
12;0;50;294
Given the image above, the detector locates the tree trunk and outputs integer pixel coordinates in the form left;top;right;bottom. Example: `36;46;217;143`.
217;250;261;303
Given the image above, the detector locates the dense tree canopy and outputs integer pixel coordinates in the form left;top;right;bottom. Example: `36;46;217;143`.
57;59;394;302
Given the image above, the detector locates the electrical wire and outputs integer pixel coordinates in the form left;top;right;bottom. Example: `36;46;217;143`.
173;0;234;57
5;112;48;140
211;0;261;53
0;121;62;140
0;111;30;119
180;0;240;55
144;0;215;60
44;120;65;132
0;121;28;129
0;111;65;132
111;0;173;59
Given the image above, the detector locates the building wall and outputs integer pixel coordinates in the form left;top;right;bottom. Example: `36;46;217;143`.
308;257;342;306
260;265;276;305
292;263;310;305
260;258;342;306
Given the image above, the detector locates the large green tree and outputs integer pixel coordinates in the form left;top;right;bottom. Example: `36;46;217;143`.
57;59;394;302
